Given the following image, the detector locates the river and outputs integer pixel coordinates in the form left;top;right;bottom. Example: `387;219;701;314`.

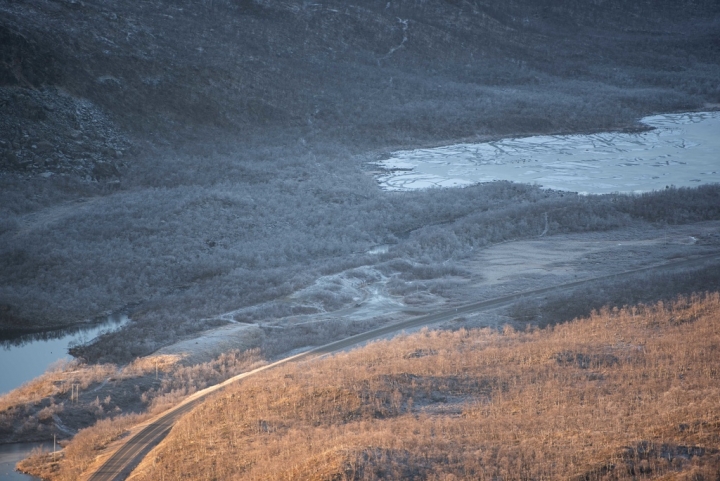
0;315;129;479
2;110;718;479
0;314;129;396
0;443;48;481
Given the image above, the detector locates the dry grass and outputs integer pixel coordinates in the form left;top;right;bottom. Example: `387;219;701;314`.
17;412;149;480
0;354;181;413
142;349;267;415
15;349;267;480
124;293;720;480
0;361;117;413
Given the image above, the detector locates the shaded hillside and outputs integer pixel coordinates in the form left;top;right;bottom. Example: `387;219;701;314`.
1;0;719;178
1;0;720;348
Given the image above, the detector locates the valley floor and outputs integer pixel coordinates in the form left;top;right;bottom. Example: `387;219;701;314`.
7;219;720;479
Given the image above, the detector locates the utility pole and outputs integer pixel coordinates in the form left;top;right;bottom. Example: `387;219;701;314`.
53;434;56;462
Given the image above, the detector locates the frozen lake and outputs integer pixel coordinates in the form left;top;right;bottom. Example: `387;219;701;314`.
374;111;720;194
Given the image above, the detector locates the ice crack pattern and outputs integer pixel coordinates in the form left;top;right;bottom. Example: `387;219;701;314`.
374;111;720;194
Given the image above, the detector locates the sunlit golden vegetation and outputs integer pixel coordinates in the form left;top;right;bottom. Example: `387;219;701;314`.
118;293;720;480
0;355;183;413
7;350;265;476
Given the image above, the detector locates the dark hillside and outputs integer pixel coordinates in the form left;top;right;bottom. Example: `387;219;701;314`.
1;0;719;350
1;0;719;178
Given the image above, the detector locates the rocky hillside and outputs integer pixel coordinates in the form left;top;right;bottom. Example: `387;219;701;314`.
2;0;719;180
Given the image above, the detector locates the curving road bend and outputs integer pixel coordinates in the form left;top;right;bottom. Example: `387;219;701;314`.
86;253;720;481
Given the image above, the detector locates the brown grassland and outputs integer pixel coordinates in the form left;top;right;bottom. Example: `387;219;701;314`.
26;293;720;480
11;349;266;479
127;293;720;480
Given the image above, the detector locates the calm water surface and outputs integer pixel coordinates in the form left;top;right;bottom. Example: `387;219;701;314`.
0;316;129;479
0;314;128;396
0;443;46;480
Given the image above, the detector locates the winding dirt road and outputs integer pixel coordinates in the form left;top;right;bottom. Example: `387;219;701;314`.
86;253;719;481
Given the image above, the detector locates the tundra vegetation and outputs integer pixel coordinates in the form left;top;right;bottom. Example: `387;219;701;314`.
0;347;266;444
4;180;720;365
21;294;720;480
2;0;720;476
2;0;720;356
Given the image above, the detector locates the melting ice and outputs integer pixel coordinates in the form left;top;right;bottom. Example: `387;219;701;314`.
374;111;720;194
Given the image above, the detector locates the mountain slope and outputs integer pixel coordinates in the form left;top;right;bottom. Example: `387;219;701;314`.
1;0;719;347
1;0;719;179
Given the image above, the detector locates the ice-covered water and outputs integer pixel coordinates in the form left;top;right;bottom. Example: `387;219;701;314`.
374;111;720;194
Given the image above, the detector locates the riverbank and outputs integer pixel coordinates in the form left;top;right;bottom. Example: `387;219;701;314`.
0;443;45;480
2;219;719;446
0;315;128;396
